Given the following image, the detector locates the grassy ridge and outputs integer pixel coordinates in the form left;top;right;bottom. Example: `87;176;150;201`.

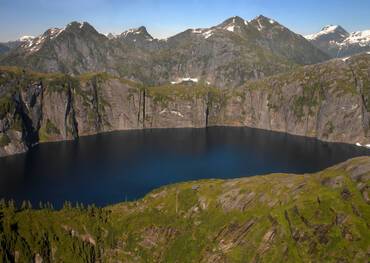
0;156;369;262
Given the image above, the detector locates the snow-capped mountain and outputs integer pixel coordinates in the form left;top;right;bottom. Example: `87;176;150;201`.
0;16;329;88
1;21;116;73
306;25;370;57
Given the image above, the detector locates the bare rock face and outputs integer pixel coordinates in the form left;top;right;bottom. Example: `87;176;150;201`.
0;53;369;157
72;78;140;136
216;54;370;144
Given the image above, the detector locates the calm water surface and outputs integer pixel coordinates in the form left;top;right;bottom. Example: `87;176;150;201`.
0;127;369;208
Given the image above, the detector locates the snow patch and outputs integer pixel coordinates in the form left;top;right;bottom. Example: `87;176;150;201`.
202;29;214;39
191;28;214;39
171;77;198;84
50;28;64;39
256;19;264;31
159;109;184;118
21;27;64;53
220;17;245;33
342;30;370;47
122;28;141;37
225;25;235;32
19;35;34;42
192;29;203;34
356;142;362;147
170;110;184;118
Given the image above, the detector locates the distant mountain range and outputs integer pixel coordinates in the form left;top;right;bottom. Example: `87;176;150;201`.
305;25;370;57
0;15;330;88
2;19;369;68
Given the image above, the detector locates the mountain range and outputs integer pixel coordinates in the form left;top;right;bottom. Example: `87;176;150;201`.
1;18;369;80
305;25;370;58
0;16;330;88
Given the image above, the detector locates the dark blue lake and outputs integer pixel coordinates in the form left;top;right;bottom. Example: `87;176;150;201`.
0;127;369;208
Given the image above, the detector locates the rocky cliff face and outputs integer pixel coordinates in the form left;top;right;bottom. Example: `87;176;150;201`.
0;53;369;157
215;55;370;144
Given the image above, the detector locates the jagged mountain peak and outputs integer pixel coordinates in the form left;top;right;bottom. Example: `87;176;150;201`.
136;26;149;33
66;21;89;29
320;25;348;34
120;26;153;39
178;16;246;40
64;21;100;35
249;15;280;31
14;21;103;55
220;16;246;26
211;15;250;34
184;15;281;39
322;24;339;31
254;14;272;21
253;15;277;23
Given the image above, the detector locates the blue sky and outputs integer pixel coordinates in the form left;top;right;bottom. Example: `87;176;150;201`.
0;0;369;41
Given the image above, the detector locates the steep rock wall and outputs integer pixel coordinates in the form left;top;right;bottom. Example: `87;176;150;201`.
0;54;369;157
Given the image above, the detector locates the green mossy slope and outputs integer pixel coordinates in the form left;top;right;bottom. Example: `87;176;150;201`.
1;156;369;262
